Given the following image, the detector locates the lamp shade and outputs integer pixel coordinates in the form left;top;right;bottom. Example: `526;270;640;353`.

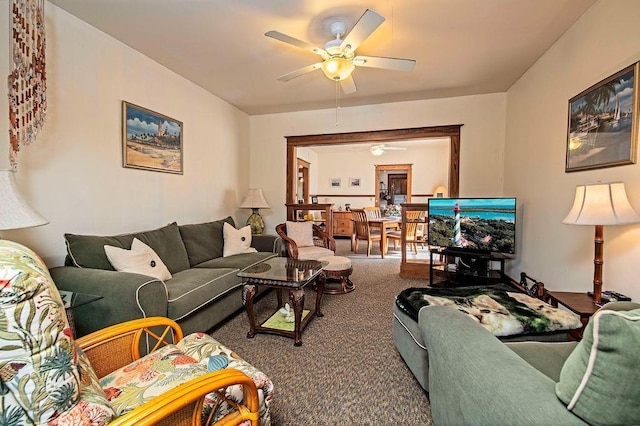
320;58;355;81
240;189;270;209
0;169;49;230
370;145;385;156
433;185;448;198
562;182;640;225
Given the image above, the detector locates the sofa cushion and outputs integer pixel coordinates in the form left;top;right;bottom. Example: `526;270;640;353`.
165;268;246;321
286;221;314;247
0;240;115;425
507;341;577;382
65;222;190;274
223;222;258;257
194;251;277;270
179;217;235;267
105;238;172;281
555;308;640;425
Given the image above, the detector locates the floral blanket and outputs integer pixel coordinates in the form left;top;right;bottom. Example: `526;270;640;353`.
396;284;582;337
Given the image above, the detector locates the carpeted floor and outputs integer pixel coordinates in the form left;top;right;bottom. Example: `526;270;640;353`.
211;238;433;425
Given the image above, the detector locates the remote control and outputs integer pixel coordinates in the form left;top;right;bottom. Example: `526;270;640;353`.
602;290;632;302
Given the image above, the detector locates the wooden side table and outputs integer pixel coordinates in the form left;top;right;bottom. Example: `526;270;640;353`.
544;291;599;340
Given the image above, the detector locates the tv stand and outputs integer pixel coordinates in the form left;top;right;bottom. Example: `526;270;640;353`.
429;247;512;287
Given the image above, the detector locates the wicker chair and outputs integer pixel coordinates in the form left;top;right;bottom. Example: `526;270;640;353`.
78;317;261;426
0;239;264;426
276;222;336;259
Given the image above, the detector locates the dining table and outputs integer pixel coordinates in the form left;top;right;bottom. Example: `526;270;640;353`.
367;217;402;257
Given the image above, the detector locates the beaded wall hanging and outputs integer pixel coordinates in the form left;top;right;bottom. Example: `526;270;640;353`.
8;0;47;168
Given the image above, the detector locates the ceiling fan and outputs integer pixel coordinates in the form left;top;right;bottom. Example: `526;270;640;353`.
265;9;416;94
370;144;407;156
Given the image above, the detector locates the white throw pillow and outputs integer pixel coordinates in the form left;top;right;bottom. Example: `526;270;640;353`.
104;238;172;281
223;222;258;257
286;221;314;247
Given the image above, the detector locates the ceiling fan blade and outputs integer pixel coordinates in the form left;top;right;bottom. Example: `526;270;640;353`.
384;147;407;150
265;30;327;58
340;76;357;94
276;63;322;82
353;55;416;72
340;9;384;53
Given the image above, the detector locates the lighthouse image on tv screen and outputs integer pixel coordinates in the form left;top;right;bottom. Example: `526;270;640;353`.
428;198;516;255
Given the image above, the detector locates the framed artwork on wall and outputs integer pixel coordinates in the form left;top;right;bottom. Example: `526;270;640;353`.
566;62;639;172
330;178;341;188
122;101;183;174
349;177;361;187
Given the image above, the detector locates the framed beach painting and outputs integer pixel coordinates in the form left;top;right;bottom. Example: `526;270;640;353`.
122;101;183;174
566;62;639;172
330;178;341;188
349;177;361;187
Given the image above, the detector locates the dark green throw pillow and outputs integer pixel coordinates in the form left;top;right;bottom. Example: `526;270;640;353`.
179;217;235;266
555;307;640;425
65;222;190;274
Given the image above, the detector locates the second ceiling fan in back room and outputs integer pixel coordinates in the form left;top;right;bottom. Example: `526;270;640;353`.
265;8;416;95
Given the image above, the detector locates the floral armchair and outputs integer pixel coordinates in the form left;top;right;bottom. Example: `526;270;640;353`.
0;239;273;425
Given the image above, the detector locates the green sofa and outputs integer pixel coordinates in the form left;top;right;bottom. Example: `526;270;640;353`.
49;217;282;337
420;301;640;425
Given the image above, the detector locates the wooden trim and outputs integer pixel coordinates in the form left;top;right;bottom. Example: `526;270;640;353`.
286;125;461;205
314;194;374;198
314;193;433;198
286;125;463;145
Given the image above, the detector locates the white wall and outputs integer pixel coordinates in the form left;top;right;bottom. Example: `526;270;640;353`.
0;3;251;266
311;141;450;210
504;0;640;299
250;93;507;231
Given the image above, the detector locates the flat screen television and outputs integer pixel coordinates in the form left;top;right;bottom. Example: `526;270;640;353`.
428;197;516;255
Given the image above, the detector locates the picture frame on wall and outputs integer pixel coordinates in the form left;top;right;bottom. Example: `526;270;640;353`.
566;62;639;172
330;178;341;188
349;177;361;187
122;101;183;174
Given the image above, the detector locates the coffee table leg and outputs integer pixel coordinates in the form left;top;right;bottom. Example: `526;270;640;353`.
315;273;325;317
290;289;305;346
243;284;257;338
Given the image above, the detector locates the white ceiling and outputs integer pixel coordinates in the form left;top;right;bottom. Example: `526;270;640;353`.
47;0;595;115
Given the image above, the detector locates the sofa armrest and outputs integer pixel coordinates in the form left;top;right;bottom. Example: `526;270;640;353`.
251;234;284;255
420;306;587;426
49;266;168;337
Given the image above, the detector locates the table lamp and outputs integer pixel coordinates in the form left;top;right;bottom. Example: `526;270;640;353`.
240;188;270;235
0;169;49;231
562;182;640;303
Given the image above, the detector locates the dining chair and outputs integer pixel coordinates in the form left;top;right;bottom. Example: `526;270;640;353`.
387;210;426;254
363;206;383;232
351;208;384;257
363;206;383;219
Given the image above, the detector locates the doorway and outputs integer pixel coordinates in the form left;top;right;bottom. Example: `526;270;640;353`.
296;158;310;203
285;125;461;205
375;164;412;208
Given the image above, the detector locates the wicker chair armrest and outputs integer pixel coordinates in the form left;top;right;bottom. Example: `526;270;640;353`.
76;317;183;378
312;225;336;252
275;224;300;258
108;368;260;426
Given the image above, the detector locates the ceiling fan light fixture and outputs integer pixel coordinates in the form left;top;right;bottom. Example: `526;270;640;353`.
321;57;355;81
370;145;385;156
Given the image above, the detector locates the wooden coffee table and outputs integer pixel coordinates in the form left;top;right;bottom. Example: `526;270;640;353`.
238;257;326;346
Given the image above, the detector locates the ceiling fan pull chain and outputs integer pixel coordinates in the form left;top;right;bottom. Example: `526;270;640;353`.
335;79;340;126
